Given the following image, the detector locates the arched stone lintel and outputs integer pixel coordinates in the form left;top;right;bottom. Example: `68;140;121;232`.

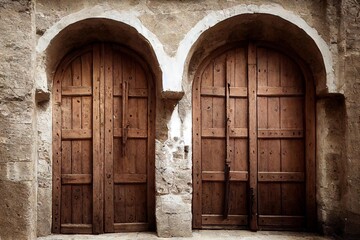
35;4;336;97
178;4;336;95
35;4;170;95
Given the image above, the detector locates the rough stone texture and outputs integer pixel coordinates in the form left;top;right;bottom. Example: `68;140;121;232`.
0;0;359;239
341;1;360;239
155;138;192;237
316;97;346;236
0;0;37;239
36;101;52;236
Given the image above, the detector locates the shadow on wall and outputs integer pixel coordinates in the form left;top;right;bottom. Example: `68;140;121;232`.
317;94;347;237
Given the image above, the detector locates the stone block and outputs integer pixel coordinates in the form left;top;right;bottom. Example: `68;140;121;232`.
156;195;192;237
0;180;36;240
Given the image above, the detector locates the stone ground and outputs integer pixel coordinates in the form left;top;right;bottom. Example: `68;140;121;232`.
38;230;333;240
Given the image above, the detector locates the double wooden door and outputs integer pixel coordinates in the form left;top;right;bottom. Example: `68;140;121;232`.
52;43;155;234
193;43;315;230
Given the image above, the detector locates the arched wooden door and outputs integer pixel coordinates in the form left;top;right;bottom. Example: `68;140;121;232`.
193;43;315;230
52;43;155;234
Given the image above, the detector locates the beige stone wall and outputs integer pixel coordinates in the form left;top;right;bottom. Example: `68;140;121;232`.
0;0;359;239
0;1;37;239
341;1;360;238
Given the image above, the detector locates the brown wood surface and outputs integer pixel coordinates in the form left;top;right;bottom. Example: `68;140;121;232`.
256;46;306;230
193;46;249;229
104;45;114;232
53;43;155;234
248;43;258;231
192;42;315;231
92;44;103;234
304;61;316;230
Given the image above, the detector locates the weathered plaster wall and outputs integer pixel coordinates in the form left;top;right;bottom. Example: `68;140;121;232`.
0;0;359;239
0;0;37;239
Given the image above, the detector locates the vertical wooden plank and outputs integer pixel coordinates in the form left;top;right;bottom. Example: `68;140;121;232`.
114;184;126;223
257;47;282;219
52;65;63;233
61;68;73;227
125;184;136;223
201;182;212;214
193;73;202;228
122;57;129;160
71;58;83;224
224;52;233;218
113;50;124;226
92;44;104;234
305;70;316;230
61;141;72;225
211;54;226;220
248;42;258;231
81;53;92;225
234;47;249;218
104;45;114;232
147;73;156;229
123;58;135;176
280;52;305;223
267;50;280;87
136;184;147;222
213;55;226;129
235;47;247;87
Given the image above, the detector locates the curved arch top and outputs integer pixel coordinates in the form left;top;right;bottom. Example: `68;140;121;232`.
36;4;336;96
36;4;168;94
179;4;335;95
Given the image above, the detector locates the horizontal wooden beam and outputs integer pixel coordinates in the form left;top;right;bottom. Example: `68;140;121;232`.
257;86;303;96
60;224;92;234
62;129;92;139
113;128;147;138
62;86;92;96
257;129;303;139
61;174;92;184
202;171;248;181
202;128;248;138
113;222;149;232
201;87;247;97
114;88;148;97
258;215;305;227
202;215;248;225
258;172;304;182
114;173;147;183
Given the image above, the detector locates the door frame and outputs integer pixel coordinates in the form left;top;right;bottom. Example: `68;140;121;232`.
192;41;316;231
52;43;156;234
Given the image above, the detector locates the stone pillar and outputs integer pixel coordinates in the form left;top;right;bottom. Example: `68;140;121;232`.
155;137;192;237
316;97;346;235
0;1;37;239
341;1;360;239
155;97;192;238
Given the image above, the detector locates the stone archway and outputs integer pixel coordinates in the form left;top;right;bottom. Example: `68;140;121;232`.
181;8;341;234
35;16;162;236
52;43;156;234
192;42;316;231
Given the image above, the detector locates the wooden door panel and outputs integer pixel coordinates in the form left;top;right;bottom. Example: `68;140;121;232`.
194;47;249;228
109;49;153;232
193;43;314;230
257;47;306;229
55;52;94;233
53;44;154;234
